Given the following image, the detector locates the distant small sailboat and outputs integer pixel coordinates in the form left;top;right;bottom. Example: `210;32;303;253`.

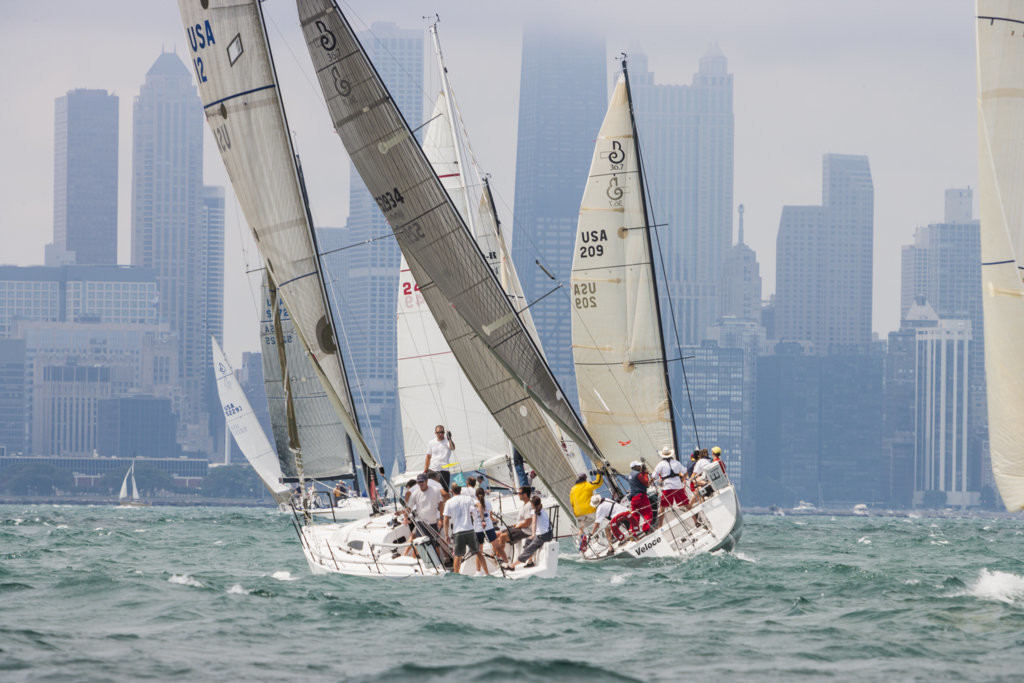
117;462;148;507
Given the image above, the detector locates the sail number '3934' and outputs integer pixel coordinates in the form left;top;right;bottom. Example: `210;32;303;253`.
375;187;405;213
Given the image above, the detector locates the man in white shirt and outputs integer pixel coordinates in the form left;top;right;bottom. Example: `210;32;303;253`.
491;486;534;563
590;494;639;545
508;495;554;570
443;484;487;575
405;472;445;545
652;446;689;515
424;424;456;491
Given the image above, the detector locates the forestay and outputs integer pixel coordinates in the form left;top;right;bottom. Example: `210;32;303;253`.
212;337;291;502
976;1;1024;511
570;75;674;473
296;0;600;513
175;0;381;473
259;278;355;480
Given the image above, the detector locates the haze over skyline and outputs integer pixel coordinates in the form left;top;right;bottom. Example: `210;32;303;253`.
0;1;978;362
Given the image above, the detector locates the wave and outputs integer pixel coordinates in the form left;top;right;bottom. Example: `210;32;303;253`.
168;574;204;588
953;568;1024;605
270;570;298;581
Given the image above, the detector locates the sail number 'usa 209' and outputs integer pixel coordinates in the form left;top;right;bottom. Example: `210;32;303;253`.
375;187;405;213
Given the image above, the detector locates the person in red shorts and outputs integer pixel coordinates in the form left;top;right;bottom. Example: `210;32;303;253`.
591;494;639;544
652;446;689;514
627;461;653;534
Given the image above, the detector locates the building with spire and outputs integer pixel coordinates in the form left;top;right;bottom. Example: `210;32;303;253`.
131;52;223;455
719;204;762;322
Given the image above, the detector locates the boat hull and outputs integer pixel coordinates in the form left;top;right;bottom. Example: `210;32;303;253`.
579;484;743;561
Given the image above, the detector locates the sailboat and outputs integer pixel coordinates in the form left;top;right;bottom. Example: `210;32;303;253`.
569;61;742;559
177;0;556;578
117;461;147;507
976;1;1024;511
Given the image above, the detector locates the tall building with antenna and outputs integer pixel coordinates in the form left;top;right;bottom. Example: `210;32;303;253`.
510;25;606;409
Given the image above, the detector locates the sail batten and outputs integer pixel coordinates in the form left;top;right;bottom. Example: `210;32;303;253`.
977;0;1024;510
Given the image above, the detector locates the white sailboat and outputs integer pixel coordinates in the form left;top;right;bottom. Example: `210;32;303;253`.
569;61;742;559
117;461;147;507
177;0;554;578
976;1;1024;511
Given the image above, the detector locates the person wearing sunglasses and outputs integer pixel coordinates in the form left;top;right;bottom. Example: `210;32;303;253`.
424;424;456;491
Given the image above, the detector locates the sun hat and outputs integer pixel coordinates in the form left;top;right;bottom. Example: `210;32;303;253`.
659;446;675;458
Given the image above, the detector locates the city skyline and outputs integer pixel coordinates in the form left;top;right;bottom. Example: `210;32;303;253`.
0;1;978;365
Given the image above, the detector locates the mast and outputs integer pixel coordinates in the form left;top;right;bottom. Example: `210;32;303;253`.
269;273;306;498
620;58;680;454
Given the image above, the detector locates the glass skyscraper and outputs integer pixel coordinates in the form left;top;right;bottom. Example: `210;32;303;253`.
510;25;606;409
49;89;119;266
131;52;223;454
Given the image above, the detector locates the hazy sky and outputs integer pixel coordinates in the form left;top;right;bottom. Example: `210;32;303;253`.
0;1;978;362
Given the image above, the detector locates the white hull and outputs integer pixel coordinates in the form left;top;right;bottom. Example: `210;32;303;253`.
579;484;743;561
299;513;558;580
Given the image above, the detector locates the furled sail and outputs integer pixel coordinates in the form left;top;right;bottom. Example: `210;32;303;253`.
175;0;381;474
212;337;292;502
570;74;675;473
296;0;603;513
259;276;356;480
976;1;1024;511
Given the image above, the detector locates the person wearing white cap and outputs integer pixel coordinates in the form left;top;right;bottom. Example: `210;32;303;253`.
590;493;638;546
627;461;653;534
652;446;689;515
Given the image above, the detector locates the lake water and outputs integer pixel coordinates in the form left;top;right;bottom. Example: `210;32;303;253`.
2;505;1022;681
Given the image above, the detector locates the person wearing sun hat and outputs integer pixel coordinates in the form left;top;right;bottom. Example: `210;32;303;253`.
652;445;689;514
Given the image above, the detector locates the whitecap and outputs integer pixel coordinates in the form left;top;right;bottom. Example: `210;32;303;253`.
213;540;224;546
13;518;23;525
953;568;1024;604
168;574;204;588
93;527;105;531
930;539;950;546
793;521;806;526
55;524;68;529
271;570;299;582
227;584;250;595
610;572;633;585
857;536;871;545
733;551;758;564
983;526;993;531
904;579;920;585
134;529;147;533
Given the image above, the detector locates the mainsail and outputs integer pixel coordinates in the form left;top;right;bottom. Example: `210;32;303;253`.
212;337;291;502
260;276;356;480
176;0;382;475
976;1;1024;511
570;72;676;473
296;0;606;513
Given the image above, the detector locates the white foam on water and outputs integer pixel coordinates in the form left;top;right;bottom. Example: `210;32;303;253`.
930;539;950;546
907;512;921;519
93;527;104;531
227;584;249;595
610;572;633;585
134;529;147;533
168;574;204;588
213;540;224;546
793;521;806;526
953;568;1024;605
271;570;298;582
904;579;920;585
983;526;993;531
55;524;68;529
13;518;23;525
733;551;757;564
857;536;871;545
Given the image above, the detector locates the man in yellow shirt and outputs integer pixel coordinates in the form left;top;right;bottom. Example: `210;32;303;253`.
570;471;604;530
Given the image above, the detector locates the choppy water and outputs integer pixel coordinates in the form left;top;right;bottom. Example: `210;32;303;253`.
2;505;1023;681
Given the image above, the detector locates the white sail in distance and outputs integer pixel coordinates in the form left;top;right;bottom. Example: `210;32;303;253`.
296;0;608;514
175;0;382;475
118;466;130;502
260;276;356;480
977;1;1024;510
212;337;291;503
571;74;675;473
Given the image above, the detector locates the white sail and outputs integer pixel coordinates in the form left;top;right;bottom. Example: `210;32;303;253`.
259;278;357;480
977;2;1024;510
176;0;382;477
570;75;674;473
296;0;605;514
212;337;291;502
130;464;140;502
397;90;508;474
118;468;129;502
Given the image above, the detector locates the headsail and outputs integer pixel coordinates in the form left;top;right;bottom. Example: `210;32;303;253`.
259;276;357;481
570;73;675;473
212;336;291;503
175;0;382;475
296;0;606;512
976;1;1024;510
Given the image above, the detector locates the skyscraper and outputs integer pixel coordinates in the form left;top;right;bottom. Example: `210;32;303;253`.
776;154;873;353
49;89;119;266
510;26;606;408
719;204;762;322
333;23;422;472
131;52;222;454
